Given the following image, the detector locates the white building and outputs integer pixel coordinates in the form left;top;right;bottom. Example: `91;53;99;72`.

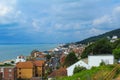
88;55;114;67
67;60;90;76
15;56;26;63
67;55;114;76
110;36;118;43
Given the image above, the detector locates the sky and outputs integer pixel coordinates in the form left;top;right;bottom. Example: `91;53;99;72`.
0;0;120;43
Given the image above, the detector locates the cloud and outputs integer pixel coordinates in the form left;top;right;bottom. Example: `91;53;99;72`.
92;15;112;26
0;0;23;24
1;0;120;43
92;5;120;31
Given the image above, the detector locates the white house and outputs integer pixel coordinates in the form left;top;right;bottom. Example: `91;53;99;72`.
67;60;90;76
110;36;118;43
67;55;114;76
88;55;114;68
15;55;26;63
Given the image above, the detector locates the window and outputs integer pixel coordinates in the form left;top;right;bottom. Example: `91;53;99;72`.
19;72;21;74
9;69;12;72
9;74;12;77
19;76;21;79
19;68;21;70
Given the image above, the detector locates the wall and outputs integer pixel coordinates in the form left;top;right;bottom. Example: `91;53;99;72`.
67;60;89;76
17;68;34;79
88;55;114;67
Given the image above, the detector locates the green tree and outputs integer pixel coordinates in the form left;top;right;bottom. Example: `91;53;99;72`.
45;54;51;61
73;65;86;74
64;52;78;67
113;48;120;60
93;38;112;54
81;38;112;58
81;43;95;58
112;39;120;49
11;61;15;64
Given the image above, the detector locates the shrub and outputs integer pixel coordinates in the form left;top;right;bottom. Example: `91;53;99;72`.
73;65;86;74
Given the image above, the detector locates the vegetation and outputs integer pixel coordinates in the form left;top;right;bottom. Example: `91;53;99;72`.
113;48;120;60
92;38;112;54
0;63;14;67
45;54;51;61
73;65;86;74
81;38;112;58
64;52;78;67
58;65;119;80
76;28;120;44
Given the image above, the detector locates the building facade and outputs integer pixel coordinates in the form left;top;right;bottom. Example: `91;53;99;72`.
16;61;35;79
0;66;16;80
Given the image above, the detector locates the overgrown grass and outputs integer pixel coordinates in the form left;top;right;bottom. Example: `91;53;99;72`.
58;65;116;80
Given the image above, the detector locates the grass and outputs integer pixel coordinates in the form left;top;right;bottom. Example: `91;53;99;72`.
57;65;116;80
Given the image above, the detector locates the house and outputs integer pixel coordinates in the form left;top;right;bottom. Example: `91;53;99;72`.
110;36;118;43
67;60;90;76
31;52;45;58
48;67;67;80
15;55;26;63
33;60;45;77
60;53;67;65
16;61;35;79
67;55;114;76
88;55;114;67
0;66;16;80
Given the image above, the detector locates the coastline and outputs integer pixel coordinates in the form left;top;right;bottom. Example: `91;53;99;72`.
0;43;59;62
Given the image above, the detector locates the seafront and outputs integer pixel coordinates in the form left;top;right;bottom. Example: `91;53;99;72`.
0;43;58;62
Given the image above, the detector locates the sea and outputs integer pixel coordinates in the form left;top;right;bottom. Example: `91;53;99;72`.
0;43;59;62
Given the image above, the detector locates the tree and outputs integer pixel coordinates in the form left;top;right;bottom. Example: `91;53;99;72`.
45;54;51;61
113;48;120;60
81;43;95;58
64;52;78;67
73;65;86;74
81;38;112;58
93;38;112;54
11;61;15;64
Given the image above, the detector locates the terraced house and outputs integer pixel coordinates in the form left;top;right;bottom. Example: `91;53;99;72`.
16;61;35;80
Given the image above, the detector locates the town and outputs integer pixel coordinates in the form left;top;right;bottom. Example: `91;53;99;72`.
0;36;120;80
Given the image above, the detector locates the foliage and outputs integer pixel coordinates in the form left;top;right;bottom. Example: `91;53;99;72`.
81;38;112;58
92;38;112;54
64;52;78;67
0;63;13;67
76;28;120;44
100;61;106;66
112;39;120;49
11;61;15;64
81;43;95;58
73;65;86;74
113;48;120;60
45;54;51;61
58;65;115;80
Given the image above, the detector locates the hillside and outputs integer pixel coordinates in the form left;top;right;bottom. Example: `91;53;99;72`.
58;65;120;80
76;28;120;44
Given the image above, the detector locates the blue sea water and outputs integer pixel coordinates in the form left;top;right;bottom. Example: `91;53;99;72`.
0;43;58;62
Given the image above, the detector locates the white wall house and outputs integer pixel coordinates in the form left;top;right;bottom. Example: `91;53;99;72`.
15;56;26;63
88;55;114;68
67;60;90;76
67;55;114;76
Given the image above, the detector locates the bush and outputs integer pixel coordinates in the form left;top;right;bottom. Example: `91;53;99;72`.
100;61;106;66
73;65;86;74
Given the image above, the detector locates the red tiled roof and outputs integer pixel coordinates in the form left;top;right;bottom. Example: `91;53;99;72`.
48;67;67;78
33;60;45;67
16;61;34;68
